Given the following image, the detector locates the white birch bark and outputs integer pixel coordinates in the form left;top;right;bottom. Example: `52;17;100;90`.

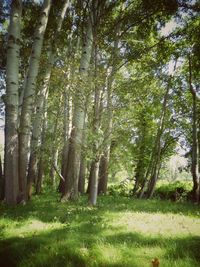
5;0;22;204
59;87;72;193
26;0;70;198
98;37;119;195
63;16;93;200
88;46;102;205
89;160;100;205
18;0;52;200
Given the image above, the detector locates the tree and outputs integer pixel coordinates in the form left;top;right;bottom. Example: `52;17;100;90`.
27;0;70;199
188;55;199;203
4;0;22;204
62;4;93;201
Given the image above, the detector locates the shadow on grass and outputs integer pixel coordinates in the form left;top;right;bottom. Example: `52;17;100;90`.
0;226;200;267
106;232;200;260
0;192;200;266
0;193;199;225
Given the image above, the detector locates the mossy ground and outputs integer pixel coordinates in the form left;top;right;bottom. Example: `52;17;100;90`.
0;191;200;267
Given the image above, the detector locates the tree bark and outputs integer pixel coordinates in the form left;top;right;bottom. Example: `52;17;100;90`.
35;99;48;194
59;86;72;194
97;67;115;194
4;0;22;204
27;1;70;198
78;154;87;194
89;159;100;205
19;0;52;201
88;84;101;204
146;81;170;198
62;14;93;201
26;53;52;199
0;155;4;201
98;150;109;194
49;105;61;188
132;117;148;196
78;119;87;194
49;148;59;187
189;56;199;203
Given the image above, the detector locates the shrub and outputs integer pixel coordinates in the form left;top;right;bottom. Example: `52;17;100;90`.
108;178;132;197
154;181;192;201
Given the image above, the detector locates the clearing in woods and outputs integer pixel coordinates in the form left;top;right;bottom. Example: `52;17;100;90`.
0;192;200;267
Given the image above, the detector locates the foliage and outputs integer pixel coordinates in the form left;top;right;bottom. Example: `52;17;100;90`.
108;178;133;197
154;181;193;201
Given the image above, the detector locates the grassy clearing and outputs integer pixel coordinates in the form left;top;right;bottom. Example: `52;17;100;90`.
0;192;200;267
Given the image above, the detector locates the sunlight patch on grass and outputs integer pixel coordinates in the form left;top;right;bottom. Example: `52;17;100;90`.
1;194;200;267
111;211;200;237
1;218;65;238
94;243;122;264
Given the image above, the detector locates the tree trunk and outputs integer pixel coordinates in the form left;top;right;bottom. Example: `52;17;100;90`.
189;57;199;203
49;105;61;188
35;101;48;195
28;1;70;197
97;71;114;195
62;15;93;201
4;0;22;204
36;157;44;195
97;32;120;194
59;88;72;194
78;155;87;194
138;156;153;199
0;156;4;201
89;159;100;205
146;81;170;198
26;54;52;199
19;0;52;201
78;118;87;194
98;151;109;194
49;148;59;187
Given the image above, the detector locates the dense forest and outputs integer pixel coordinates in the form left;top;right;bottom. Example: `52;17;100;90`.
0;1;200;266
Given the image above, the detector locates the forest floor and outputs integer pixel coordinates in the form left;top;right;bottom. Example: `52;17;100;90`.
0;191;200;267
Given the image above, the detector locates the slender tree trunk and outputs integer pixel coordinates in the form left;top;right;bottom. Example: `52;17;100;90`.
97;71;114;194
35;101;48;194
49;106;61;188
78;118;87;194
138;156;153;199
49;148;59;187
189;57;199;203
146;82;170;198
27;0;70;197
26;54;52;199
0;156;4;201
132;117;148;196
89;159;100;205
78;155;87;194
59;87;72;194
98;149;109;194
36;157;44;195
62;16;93;201
88;85;101;204
97;32;120;194
4;0;22;204
19;0;52;201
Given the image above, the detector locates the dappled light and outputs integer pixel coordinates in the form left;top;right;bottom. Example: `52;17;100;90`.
1;192;200;266
1;0;200;266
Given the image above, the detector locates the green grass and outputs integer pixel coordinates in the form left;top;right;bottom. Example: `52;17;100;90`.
0;192;200;267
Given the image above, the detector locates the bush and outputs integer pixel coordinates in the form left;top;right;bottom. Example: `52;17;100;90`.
108;178;132;197
154;181;192;201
